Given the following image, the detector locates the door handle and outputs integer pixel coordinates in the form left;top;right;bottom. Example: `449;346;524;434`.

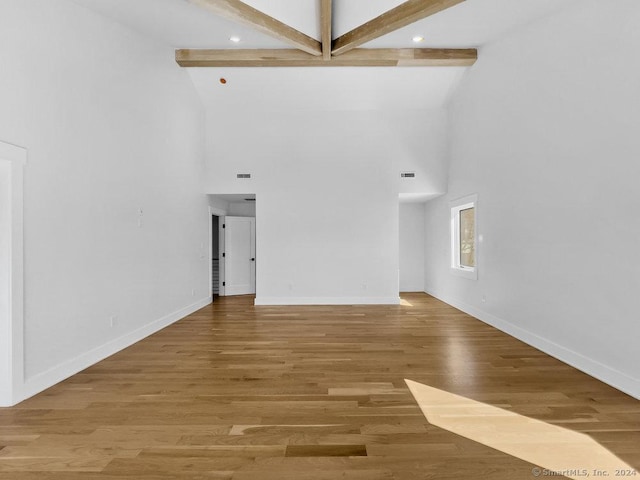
251;258;255;261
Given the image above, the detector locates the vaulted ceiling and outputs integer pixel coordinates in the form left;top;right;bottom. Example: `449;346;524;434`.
71;0;579;110
176;0;478;67
71;0;577;51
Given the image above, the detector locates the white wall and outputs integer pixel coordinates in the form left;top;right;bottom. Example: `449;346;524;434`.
228;202;256;217
208;195;229;213
424;0;640;398
204;109;448;304
0;0;209;404
399;203;425;292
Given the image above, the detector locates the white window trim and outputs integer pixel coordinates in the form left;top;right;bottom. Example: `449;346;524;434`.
450;194;478;280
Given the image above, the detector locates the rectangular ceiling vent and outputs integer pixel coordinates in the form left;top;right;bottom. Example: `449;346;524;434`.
401;172;416;178
236;173;251;179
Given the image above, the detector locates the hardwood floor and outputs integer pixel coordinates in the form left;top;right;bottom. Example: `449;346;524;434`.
1;293;638;479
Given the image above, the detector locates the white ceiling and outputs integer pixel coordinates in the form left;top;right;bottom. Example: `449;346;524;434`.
71;0;579;49
210;193;256;203
336;0;579;47
242;0;321;40
71;0;288;49
69;0;580;111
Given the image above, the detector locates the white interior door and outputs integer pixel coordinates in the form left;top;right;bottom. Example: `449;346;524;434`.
224;216;256;296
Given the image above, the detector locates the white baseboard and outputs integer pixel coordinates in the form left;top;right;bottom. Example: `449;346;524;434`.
254;296;400;306
14;296;212;405
400;286;426;294
424;286;640;400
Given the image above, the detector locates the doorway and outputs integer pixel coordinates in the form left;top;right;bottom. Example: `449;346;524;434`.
211;215;221;300
209;194;257;298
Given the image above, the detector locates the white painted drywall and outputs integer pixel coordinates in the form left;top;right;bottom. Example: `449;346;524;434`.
424;0;640;398
203;108;448;304
228;202;256;217
208;195;229;213
399;203;425;292
0;0;210;403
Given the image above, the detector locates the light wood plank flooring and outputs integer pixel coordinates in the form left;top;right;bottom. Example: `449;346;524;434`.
1;293;638;479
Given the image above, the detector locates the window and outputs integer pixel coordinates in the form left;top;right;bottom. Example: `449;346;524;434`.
451;194;477;280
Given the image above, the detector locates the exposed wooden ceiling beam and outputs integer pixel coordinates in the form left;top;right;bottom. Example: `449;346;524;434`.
189;0;322;56
332;0;465;56
176;48;477;67
321;0;332;61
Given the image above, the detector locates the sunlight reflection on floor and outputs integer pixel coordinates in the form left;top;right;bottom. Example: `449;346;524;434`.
405;379;635;480
400;298;413;307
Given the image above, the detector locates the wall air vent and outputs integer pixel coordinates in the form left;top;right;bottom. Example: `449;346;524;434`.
401;172;416;178
236;173;251;179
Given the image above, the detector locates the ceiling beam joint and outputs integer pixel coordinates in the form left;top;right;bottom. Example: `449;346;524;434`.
321;0;333;61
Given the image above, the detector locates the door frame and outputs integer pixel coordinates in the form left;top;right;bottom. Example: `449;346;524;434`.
209;207;225;298
0;141;26;407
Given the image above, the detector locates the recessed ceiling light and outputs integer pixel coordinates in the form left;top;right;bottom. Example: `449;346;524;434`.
412;36;425;43
229;36;241;43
